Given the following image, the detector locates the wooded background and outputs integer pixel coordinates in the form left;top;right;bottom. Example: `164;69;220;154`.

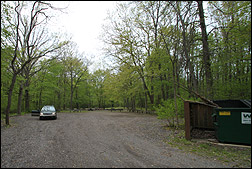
1;1;251;126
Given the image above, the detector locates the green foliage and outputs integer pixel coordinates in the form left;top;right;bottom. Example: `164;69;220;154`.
1;1;13;47
155;98;184;126
208;1;251;100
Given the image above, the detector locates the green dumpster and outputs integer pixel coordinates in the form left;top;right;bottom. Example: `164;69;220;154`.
213;100;251;145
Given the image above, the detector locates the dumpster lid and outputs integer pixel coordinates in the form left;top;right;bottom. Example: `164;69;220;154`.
241;100;251;108
213;100;251;108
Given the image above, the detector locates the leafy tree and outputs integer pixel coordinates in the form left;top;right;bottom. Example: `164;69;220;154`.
91;69;107;108
62;42;89;110
1;1;13;47
208;1;251;99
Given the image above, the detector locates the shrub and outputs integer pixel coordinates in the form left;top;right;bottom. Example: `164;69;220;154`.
155;98;184;127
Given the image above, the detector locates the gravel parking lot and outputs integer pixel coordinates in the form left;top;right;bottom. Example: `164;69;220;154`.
1;110;232;168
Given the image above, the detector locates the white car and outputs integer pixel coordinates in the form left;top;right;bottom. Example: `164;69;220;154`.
40;105;57;120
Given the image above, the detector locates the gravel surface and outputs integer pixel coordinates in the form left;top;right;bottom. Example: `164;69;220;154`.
1;110;232;168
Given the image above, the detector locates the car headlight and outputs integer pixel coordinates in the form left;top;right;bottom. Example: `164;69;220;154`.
40;112;43;116
52;112;55;115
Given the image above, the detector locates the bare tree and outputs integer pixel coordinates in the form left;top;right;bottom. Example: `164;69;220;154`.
5;1;68;125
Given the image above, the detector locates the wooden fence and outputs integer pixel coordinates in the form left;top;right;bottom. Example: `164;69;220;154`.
184;100;219;140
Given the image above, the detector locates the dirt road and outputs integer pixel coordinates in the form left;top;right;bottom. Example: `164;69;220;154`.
1;111;231;168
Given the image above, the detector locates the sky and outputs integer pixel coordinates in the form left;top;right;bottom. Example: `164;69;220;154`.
24;1;209;73
47;1;210;73
49;1;118;72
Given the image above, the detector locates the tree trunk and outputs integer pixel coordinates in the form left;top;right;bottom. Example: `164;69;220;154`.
75;87;79;109
131;96;136;112
172;61;179;128
5;73;18;125
144;91;148;113
141;76;153;105
197;1;213;99
63;73;66;110
23;73;31;112
126;97;130;111
17;82;24;115
150;83;154;105
25;89;29;112
164;74;170;100
57;92;61;110
39;86;43;109
70;70;73;111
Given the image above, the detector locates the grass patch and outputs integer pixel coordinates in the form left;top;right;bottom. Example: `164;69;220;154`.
1;112;26;128
1;112;29;121
165;128;251;168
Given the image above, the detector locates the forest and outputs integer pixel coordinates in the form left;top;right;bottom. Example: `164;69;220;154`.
1;1;251;126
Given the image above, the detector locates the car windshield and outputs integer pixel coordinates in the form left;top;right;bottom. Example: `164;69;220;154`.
41;106;55;112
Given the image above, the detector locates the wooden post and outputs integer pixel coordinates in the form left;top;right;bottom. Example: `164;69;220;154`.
184;101;191;140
